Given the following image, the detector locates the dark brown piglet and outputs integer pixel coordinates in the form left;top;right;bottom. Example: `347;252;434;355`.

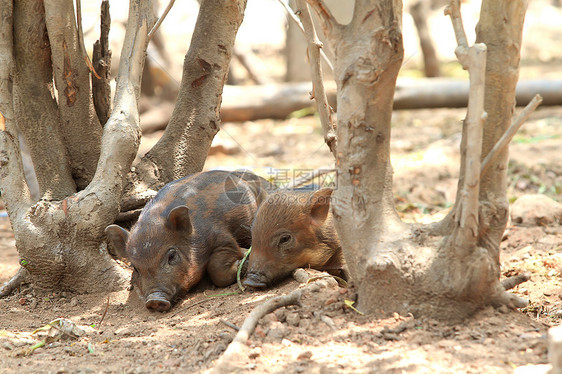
105;170;270;312
244;188;346;288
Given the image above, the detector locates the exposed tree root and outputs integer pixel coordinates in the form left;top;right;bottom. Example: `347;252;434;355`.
0;267;29;298
501;273;531;291
210;272;337;373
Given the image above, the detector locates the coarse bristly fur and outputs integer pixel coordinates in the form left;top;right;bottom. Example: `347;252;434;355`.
105;170;271;311
246;188;346;288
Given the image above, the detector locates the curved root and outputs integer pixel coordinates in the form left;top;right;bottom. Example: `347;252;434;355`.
0;267;29;298
210;275;336;373
501;273;531;290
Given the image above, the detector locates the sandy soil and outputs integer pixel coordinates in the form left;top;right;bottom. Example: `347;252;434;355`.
0;104;560;373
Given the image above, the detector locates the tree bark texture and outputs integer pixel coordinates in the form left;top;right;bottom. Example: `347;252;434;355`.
92;0;112;127
130;0;248;197
44;0;103;190
1;0;247;295
0;0;157;293
12;0;76;200
310;0;529;319
475;0;528;261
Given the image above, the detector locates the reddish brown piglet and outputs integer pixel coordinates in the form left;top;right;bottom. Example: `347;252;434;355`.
244;188;346;288
105;170;270;312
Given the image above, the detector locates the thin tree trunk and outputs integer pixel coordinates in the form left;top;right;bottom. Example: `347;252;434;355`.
475;0;528;262
129;0;248;198
308;0;530;319
0;0;156;293
12;0;76;200
44;0;103;190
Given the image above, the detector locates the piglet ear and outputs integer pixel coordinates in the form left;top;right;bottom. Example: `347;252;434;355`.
105;225;130;260
166;205;193;234
307;188;333;225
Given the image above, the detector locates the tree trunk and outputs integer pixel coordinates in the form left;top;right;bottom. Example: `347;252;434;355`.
0;0;156;293
128;0;248;199
0;0;247;295
309;0;529;319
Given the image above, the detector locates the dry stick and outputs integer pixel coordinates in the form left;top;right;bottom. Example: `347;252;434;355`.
92;0;112;127
276;0;333;72
446;0;487;243
98;296;110;327
0;267;29;298
219;319;240;331
480;94;543;177
295;0;337;157
210;278;333;373
501;273;531;291
148;0;176;40
75;0;101;79
233;49;263;85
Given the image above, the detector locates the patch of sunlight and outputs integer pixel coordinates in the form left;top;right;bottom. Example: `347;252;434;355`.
239;293;274;306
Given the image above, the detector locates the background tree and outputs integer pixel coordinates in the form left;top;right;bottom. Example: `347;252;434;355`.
300;0;534;318
0;0;247;295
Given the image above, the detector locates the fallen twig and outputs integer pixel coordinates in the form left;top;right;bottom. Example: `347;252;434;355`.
501;273;531;291
98;296;110;327
210;276;336;373
0;267;29;298
220;319;240;331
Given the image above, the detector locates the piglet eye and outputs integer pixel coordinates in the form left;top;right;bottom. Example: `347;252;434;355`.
167;249;178;265
278;234;293;246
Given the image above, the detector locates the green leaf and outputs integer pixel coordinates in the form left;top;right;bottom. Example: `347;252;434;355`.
20;259;29;266
344;299;364;315
237;247;252;292
88;342;94;354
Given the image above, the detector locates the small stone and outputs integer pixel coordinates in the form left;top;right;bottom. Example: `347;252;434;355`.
267;322;289;340
248;348;261;359
325;295;338;305
281;339;292;346
115;326;135;336
263;313;278;324
254;325;266;339
511;194;562;226
297;351;313;360
498;305;510;314
18;298;26;305
2;341;15;350
70;297;79;307
274;308;287;322
298;319;312;329
286;312;300;327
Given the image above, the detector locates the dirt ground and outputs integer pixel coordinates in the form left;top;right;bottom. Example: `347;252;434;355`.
1;0;562;373
0;103;560;373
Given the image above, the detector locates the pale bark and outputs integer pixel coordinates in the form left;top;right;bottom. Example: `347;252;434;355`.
0;0;156;293
295;0;336;156
92;0;112;127
410;1;441;77
319;0;408;301
475;0;529;258
309;0;529;318
129;0;248;200
44;0;103;190
12;0;76;200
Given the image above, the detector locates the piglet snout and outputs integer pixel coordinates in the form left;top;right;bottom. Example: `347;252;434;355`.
243;271;269;289
145;291;171;312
